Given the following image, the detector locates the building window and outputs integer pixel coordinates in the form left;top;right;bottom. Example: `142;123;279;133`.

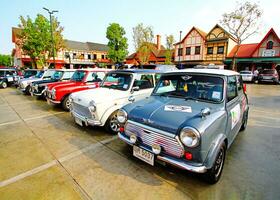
81;54;84;59
195;46;200;54
88;54;91;60
102;55;105;59
185;47;191;55
207;47;213;54
93;54;97;60
266;41;273;49
178;48;183;56
217;46;224;54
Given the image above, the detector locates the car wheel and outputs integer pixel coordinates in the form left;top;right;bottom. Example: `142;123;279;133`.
204;142;226;184
105;111;120;134
240;110;248;131
1;81;7;89
62;96;71;111
24;85;31;95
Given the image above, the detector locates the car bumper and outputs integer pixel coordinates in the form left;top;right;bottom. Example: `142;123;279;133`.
46;98;61;105
118;132;207;173
32;88;47;96
242;77;253;82
70;110;102;126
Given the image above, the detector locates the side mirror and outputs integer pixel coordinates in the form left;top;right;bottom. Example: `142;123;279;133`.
131;86;140;93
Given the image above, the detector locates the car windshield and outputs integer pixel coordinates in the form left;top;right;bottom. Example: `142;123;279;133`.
24;70;37;78
43;70;56;79
70;70;86;81
35;71;44;78
51;71;63;80
153;74;224;103
240;71;252;75
262;70;275;74
100;73;132;91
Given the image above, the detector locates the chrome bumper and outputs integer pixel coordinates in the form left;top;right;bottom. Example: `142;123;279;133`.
70;110;102;126
47;98;61;104
118;132;207;173
32;88;47;96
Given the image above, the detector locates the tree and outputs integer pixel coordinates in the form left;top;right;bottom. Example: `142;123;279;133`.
132;23;154;65
0;54;12;66
17;14;64;68
220;1;262;71
165;35;175;64
106;23;128;65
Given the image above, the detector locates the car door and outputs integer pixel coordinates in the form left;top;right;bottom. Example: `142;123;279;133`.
225;75;243;144
130;74;154;102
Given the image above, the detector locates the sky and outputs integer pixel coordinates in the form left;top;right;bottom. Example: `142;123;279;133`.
1;0;279;55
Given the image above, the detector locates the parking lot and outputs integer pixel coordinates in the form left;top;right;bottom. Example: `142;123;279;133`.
0;84;279;200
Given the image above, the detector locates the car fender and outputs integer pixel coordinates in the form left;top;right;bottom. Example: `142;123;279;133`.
99;104;123;126
203;133;227;169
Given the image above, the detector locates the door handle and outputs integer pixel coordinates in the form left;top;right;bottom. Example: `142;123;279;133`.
128;96;135;102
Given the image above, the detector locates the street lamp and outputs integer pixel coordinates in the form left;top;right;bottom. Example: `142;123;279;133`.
43;7;58;69
179;30;182;69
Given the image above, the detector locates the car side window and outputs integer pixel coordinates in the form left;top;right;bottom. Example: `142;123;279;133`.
96;72;105;81
0;71;5;76
62;71;75;80
133;74;154;90
236;75;243;93
227;76;237;102
85;72;102;82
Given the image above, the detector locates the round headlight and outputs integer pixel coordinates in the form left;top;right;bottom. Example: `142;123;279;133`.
180;127;200;148
88;100;96;112
117;109;127;124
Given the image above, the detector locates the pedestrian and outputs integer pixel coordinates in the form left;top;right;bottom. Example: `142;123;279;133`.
253;68;259;82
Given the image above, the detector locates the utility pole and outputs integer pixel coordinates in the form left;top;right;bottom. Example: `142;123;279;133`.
43;7;58;69
179;30;182;69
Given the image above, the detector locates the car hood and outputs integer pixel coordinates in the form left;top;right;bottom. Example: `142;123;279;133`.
33;79;58;86
126;96;224;135
71;87;128;105
50;81;79;90
20;77;41;84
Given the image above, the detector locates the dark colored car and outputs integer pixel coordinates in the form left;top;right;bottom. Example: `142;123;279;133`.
0;68;20;88
30;69;76;98
258;69;279;84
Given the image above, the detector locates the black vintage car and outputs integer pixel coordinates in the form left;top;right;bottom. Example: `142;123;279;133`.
30;69;76;98
0;68;20;88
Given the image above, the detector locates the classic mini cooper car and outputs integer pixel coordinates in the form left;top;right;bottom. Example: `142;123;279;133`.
18;69;54;94
70;70;161;134
0;68;20;88
14;69;42;87
117;69;249;184
30;69;76;98
46;68;110;111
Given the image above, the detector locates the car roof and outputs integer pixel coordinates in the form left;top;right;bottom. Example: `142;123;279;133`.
0;68;16;71
76;68;111;72
113;69;162;74
164;68;239;76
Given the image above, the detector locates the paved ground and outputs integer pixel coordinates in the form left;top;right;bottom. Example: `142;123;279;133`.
0;84;279;200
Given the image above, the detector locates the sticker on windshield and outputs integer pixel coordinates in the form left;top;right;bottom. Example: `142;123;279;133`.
164;105;192;113
123;84;128;89
212;91;221;100
183;84;188;92
230;104;241;130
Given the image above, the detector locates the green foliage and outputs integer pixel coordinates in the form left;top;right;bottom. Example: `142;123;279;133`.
0;54;12;66
165;35;175;64
17;14;64;68
132;23;154;64
220;1;262;70
106;23;128;64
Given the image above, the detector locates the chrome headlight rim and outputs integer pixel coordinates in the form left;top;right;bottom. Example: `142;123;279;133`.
117;109;127;124
179;127;200;148
89;100;96;112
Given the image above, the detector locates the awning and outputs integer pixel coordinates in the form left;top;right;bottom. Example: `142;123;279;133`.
225;57;280;63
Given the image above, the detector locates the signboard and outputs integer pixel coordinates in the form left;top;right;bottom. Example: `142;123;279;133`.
262;49;275;57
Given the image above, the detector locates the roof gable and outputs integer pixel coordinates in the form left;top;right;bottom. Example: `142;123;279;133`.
206;24;237;42
251;28;280;55
175;27;206;45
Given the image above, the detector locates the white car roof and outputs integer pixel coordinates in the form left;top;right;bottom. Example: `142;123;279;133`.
165;68;239;76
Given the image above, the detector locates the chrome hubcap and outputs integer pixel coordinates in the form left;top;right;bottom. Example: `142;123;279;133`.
110;114;120;132
65;100;71;109
2;82;7;88
214;149;224;178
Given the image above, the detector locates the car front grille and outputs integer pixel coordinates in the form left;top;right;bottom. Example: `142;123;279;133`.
72;102;92;119
125;122;184;158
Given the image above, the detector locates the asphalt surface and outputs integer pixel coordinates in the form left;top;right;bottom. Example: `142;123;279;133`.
0;84;279;200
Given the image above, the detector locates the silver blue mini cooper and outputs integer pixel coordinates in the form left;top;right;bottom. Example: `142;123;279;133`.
117;68;249;183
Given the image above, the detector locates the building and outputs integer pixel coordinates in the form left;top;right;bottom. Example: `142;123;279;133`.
126;35;173;65
226;28;280;72
174;24;237;68
12;27;110;69
174;27;207;68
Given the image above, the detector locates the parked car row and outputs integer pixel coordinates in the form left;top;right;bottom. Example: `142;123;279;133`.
240;69;279;84
13;67;249;184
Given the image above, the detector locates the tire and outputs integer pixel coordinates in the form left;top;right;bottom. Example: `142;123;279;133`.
1;81;7;89
240;110;248;131
204;142;226;184
62;96;71;111
105;111;120;134
25;85;31;95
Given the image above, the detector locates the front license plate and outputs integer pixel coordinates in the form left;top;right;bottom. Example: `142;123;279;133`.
133;146;154;166
74;117;83;127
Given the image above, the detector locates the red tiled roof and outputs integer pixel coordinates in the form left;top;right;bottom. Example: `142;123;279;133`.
227;43;258;58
